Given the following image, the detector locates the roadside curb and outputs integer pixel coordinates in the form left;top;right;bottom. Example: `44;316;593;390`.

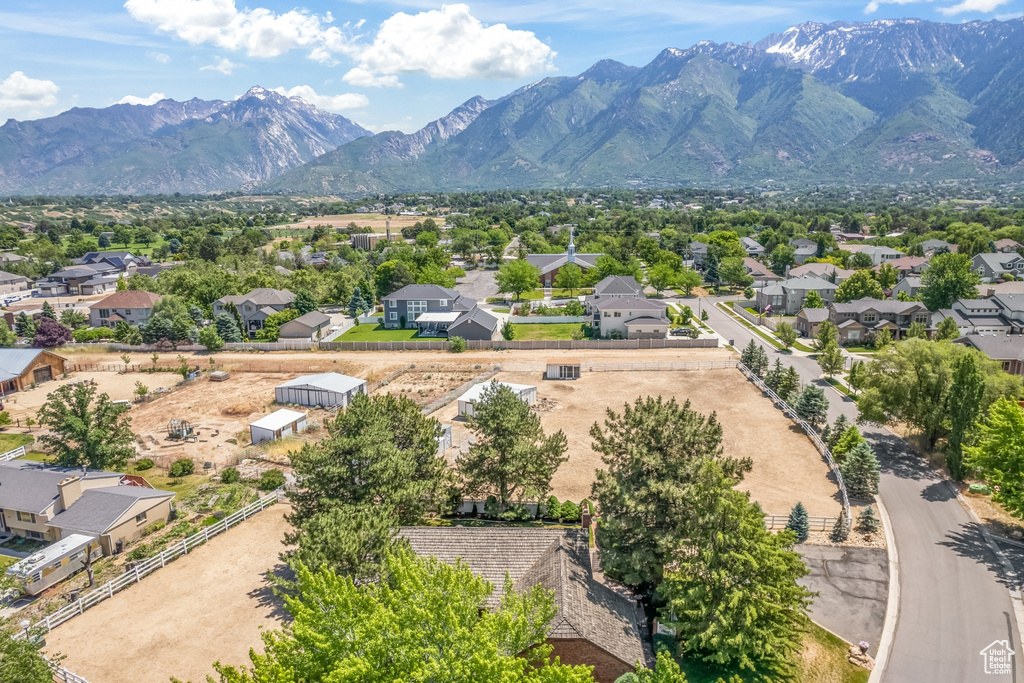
945;481;1024;656
869;495;900;683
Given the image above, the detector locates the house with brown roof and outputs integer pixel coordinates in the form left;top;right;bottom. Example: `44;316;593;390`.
876;255;929;280
88;290;163;328
400;526;650;683
743;258;782;287
995;239;1023;254
213;288;296;337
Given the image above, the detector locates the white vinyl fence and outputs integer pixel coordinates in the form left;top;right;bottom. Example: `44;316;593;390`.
18;489;284;638
0;445;26;461
50;659;91;683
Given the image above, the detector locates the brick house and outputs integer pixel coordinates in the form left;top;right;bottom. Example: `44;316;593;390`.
401;526;650;683
88;290;163;328
525;229;601;287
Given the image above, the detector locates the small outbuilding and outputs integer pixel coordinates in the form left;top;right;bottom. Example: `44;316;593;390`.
250;408;307;444
457;381;537;418
546;359;581;380
275;373;367;408
6;534;102;595
0;348;67;394
278;311;332;340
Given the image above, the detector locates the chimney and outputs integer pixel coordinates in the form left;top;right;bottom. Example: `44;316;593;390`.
987;288;996;297
58;475;84;511
385;219;391;242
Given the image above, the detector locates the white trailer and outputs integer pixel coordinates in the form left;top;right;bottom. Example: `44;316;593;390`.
6;534;101;596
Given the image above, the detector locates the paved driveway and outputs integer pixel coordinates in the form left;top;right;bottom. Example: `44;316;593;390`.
455;268;499;303
800;545;888;652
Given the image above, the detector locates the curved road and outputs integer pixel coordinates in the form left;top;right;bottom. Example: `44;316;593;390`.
700;297;1022;682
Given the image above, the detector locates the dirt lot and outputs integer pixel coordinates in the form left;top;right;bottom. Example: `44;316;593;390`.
432;369;841;518
3;371;183;422
270;213;426;231
45;504;293;683
377;369;480;405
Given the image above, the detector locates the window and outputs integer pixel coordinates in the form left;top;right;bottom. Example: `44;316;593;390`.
124;309;132;316
25;530;43;540
614;312;622;318
389;299;396;308
16;511;35;524
863;314;876;323
389;312;397;321
135;511;147;525
30;571;42;583
407;301;427;318
51;560;62;570
439;299;448;307
98;309;110;318
603;312;610;318
848;331;861;341
914;315;928;324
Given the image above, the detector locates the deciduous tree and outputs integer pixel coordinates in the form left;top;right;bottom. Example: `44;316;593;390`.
776;322;798;349
835;269;884;303
920;252;981;311
947;353;984;481
37;383;135;471
676;268;702;295
554;262;584;296
496;259;541;301
817;341;844;377
967;398;1024;518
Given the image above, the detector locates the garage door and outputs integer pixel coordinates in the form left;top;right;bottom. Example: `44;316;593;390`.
33;366;52;384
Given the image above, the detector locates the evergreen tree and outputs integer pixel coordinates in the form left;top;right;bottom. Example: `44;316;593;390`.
501;319;515;341
116;273;127;291
752;345;770;377
842;442;881;498
294;289;318;315
857;505;880;534
814;320;838;351
786;502;810;543
827;414;850;451
188;304;205;327
704;253;720;285
795;385;829;429
347;287;365;318
764;358;785;393
777;366;801;404
215;312;243;342
947;353;984;481
740;339;758;368
40;300;56;320
830;516;849;543
832;424;866;460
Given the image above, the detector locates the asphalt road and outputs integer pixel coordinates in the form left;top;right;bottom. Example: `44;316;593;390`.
699;296;1024;682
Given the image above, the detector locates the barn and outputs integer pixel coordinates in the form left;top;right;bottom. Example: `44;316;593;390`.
457;381;537;418
275;373;367;408
0;349;67;394
249;409;307;445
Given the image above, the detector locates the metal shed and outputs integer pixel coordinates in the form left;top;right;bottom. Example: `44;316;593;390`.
250;408;307;445
275;373;367;408
545;359;581;380
457;381;537;418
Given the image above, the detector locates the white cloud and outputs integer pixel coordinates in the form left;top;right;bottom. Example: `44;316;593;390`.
146;50;171;63
864;0;929;13
0;71;60;119
342;67;402;88
938;0;1011;13
123;0;355;59
270;85;369;112
200;57;241;75
116;92;167;105
352;4;555;84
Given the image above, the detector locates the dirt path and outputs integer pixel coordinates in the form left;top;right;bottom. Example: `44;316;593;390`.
45;505;293;683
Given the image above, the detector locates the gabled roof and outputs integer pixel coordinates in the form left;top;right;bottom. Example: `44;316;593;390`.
450;306;500;333
781;276;838;292
277;372;366;393
0;461;121;514
0;348;65;383
956;299;1002;311
217;288;296;307
400;527;647;669
788;263;854;280
593;275;643;296
798;308;830;323
382;284;460;301
743;258;780;279
459;381;535;403
281;311;331;329
48;486;172;534
88;290;162;310
524;254;601;274
831;298;925;315
624;316;669;326
955;334;1024;361
250;408;306;431
592;297;667;312
973;253;1024;271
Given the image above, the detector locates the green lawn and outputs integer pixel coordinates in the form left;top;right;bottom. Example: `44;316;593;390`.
487;288;591;303
62;236;168;258
510;323;585;340
0;432;34;454
17;451;50;462
338;324;444;342
826;377;853;398
145;473;211;502
492;308;511;313
0;555;18;572
723;303;815;352
660;622;869;683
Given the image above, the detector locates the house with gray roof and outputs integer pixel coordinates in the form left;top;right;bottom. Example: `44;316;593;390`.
278;311;332;340
756;276;838;315
740;236;765;258
919;239;955;256
972;252;1024;283
990;292;1024;334
826;298;932;344
382;284;476;331
400;526;649;683
892;276;923;299
524;229;601;287
213;288;296;337
743;258;782;287
795;307;830;337
788;262;854;284
841;245;903;266
954;335;1024;376
0;461;172;554
38;265;119;297
447;306;501;341
592;275;643;299
0;271;30;295
587;296;669;339
950;299;1011;335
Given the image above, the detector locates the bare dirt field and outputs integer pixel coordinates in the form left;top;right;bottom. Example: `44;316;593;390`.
271;213;425;231
376;369;481;405
4;371;183;422
45;504;293;683
431;368;841;518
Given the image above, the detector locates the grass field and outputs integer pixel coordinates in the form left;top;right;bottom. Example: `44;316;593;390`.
0;432;34;453
0;555;17;572
510;323;583;340
659;623;869;683
338;324;444;341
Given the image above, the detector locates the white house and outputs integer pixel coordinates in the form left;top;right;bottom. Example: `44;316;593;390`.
275;373;367;408
250;409;307;444
457;381;537;417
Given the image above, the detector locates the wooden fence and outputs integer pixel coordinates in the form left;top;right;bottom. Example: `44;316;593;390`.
732;301;795;333
737;362;853;532
587;360;737;372
764;514;840;532
18;489;284;638
0;445;26;461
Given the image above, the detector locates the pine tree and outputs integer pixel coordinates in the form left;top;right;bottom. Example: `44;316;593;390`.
786;502;810;543
752;345;770;377
740;339;758;368
832;425;865;461
827;415;849;451
764;359;785;393
795;385;829;429
14;312;35;338
857;505;880;534
830;516;849;543
348;287;365;318
842;442;881;499
777;366;801;404
215;312;242;343
40;300;56;320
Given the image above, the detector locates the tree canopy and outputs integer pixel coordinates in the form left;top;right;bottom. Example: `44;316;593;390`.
36;382;135;471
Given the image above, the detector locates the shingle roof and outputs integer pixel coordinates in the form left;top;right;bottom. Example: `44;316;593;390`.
88;290;162;310
524;254;601;274
781;276;838;292
831;298;924;315
48;486;172;534
400;527;647;669
450;306;499;333
592;297;667;312
624;316;669;326
217;288;295;307
593;275;643;296
276;372;366;394
281;311;331;329
382;284;460;301
788;263;854;280
0;462;121;514
956;299;1002;311
955;334;1024;361
798;308;830;323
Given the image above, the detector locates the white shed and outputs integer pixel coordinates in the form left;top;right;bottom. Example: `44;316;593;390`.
250;408;307;445
545;359;581;380
457;381;537;418
275;373;367;408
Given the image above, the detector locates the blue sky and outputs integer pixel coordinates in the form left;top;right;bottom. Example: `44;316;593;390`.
0;0;1020;132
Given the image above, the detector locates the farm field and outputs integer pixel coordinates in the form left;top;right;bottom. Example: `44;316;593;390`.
271;213;424;231
431;368;840;517
44;504;293;683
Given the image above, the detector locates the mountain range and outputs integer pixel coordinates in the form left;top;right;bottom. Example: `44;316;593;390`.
8;17;1024;195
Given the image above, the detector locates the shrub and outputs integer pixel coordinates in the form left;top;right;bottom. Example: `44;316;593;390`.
134;458;154;471
830;516;849;543
559;500;581;523
449;336;466;353
259;468;286;491
786;502;809;543
857;506;880;534
499;504;532;522
141;520;167;537
220;467;240;484
125;544;150;561
545;495;561;520
564;300;585;316
169;458;195;478
471;502;479;517
483;495;500;518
